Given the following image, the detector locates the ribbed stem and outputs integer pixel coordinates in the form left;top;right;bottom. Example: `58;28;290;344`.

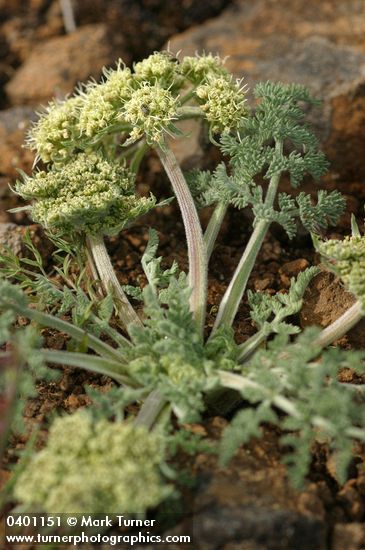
238;329;268;363
313;300;363;349
39;349;132;385
9;303;121;362
211;147;282;334
156;142;207;334
86;234;142;331
211;218;270;333
134;390;167;430
204;202;227;262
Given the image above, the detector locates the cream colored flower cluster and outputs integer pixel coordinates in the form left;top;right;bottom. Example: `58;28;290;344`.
28;52;248;162
196;75;247;133
14;410;168;514
16;152;155;235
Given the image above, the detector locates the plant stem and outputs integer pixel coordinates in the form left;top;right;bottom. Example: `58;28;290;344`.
39;349;133;385
0;350;21;461
218;370;365;440
156;141;207;334
312;300;364;349
59;0;76;33
9;302;121;362
211;218;270;332
204;202;227;262
238;329;268;363
211;142;282;333
86;234;143;331
179;88;197;105
177;106;204;119
134;389;167;430
130;140;148;175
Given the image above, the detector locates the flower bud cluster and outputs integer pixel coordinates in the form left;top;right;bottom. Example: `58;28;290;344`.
196;75;247;133
28;97;82;163
180;53;229;83
78;64;133;139
134;51;182;89
14;410;167;514
319;236;365;308
123;83;178;144
16;152;155;235
27;52;248;162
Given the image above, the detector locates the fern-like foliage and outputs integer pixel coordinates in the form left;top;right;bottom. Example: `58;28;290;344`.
187;82;344;237
220;330;365;487
126;276;239;422
0;311;59;434
247;266;319;336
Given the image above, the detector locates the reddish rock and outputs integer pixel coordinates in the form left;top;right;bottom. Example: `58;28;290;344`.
332;523;365;550
5;24;127;105
0;106;36;177
279;259;310;287
300;269;365;348
167;0;365;180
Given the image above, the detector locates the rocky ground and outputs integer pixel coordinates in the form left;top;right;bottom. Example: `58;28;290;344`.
1;1;365;549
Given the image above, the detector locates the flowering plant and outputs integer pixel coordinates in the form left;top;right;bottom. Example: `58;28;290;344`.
1;52;365;513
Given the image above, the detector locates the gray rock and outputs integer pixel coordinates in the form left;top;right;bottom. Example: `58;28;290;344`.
5;24;127;105
0;222;24;255
167;0;365;180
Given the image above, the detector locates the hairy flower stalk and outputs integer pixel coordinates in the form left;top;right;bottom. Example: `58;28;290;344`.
212;142;283;333
156;142;207;334
86;235;142;331
312;301;364;349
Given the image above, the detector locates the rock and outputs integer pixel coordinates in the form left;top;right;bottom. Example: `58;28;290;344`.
0;223;53;260
337;481;365;521
332;523;365;550
167;0;365;180
5;24;127;105
0;106;37;177
0;222;24;254
162;420;327;550
191;505;325;550
300;269;365;348
279;259;310;287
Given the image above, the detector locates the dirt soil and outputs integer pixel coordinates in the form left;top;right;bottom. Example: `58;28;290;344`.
1;2;365;550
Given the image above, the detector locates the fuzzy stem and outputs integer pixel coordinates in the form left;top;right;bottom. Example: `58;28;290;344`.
156;141;207;334
39;349;133;385
204;202;228;262
211;144;282;333
177;106;204;119
86;234;143;331
218;370;365;439
211;218;270;332
134;389;167;430
312;300;364;349
238;329;268;363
